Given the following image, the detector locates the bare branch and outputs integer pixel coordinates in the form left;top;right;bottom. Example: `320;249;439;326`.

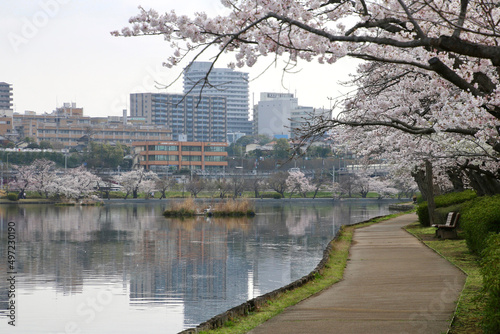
428;57;482;96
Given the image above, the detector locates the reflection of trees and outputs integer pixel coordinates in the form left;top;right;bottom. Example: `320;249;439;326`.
0;204;238;305
166;216;251;232
0;201;394;327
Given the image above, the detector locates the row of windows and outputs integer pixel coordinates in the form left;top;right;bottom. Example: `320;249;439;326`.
182;156;202;162
181;146;202;152
205;156;225;162
149;155;179;161
146;154;226;162
205;146;226;152
38;129;165;137
148;145;178;151
147;145;226;152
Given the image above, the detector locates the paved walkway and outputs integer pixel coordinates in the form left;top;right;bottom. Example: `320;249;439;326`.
249;213;466;334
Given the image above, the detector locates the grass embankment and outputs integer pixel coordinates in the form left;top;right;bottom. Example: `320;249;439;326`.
405;223;484;334
194;212;411;334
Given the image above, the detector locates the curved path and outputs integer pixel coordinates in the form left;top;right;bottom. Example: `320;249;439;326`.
249;213;466;334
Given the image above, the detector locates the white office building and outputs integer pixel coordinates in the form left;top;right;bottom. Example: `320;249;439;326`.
255;92;330;139
183;62;252;136
254;93;297;139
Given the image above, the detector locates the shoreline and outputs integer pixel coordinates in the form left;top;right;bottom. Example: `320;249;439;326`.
0;197;410;205
178;212;409;334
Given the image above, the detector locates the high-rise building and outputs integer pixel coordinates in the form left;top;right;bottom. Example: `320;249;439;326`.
183;62;252;136
0;82;14;138
130;93;227;142
254;92;330;139
0;82;13;111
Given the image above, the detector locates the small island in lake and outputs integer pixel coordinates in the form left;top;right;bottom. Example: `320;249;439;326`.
163;198;255;218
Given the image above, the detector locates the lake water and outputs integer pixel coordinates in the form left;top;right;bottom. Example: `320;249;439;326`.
0;199;398;333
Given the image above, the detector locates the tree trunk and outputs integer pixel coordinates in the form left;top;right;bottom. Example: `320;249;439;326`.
446;167;465;192
425;160;436;226
411;168;429;200
465;169;500;196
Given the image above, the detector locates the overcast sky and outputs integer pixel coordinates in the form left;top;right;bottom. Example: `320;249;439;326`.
1;0;358;117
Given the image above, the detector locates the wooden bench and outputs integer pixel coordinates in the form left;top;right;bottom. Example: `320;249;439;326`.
432;212;460;239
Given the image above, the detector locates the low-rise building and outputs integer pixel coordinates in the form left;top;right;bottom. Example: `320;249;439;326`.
12;107;172;148
133;141;228;172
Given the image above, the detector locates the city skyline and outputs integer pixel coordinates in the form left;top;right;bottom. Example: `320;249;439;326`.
1;1;358;118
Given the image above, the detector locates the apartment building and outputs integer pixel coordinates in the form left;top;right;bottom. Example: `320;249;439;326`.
133;141;228;172
0;82;13;111
183;61;253;136
13;108;172;148
130;93;227;142
0;82;14;139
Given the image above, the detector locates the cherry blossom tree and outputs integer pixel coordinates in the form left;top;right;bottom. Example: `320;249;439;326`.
10;164;36;195
353;170;372;198
10;160;101;200
114;170;158;199
286;171;314;198
141;179;158;199
309;169;330;199
48;166;102;200
369;177;399;199
29;159;57;198
113;0;500;193
328;62;499;195
390;168;419;199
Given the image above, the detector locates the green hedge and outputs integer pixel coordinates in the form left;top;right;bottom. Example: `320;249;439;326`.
481;233;500;333
461;195;500;254
417;190;477;226
7;192;18;201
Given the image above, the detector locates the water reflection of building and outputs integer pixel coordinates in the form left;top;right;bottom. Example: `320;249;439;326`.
0;201;392;329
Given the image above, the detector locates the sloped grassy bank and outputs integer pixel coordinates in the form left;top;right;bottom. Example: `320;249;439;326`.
415;191;500;333
405;223;483;334
179;211;412;334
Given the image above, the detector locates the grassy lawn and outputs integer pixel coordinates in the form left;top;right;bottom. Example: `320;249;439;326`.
405;223;484;334
193;212;410;334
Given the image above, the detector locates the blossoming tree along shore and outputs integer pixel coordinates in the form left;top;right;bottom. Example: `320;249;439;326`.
113;0;500;194
10;160;101;201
